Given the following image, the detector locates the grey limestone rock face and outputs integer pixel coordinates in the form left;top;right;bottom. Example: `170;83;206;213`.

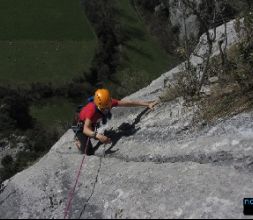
0;100;252;219
0;19;252;219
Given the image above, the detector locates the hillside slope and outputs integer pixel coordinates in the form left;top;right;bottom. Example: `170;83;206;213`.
0;19;252;219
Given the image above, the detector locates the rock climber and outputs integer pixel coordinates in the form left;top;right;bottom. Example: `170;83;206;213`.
73;88;157;155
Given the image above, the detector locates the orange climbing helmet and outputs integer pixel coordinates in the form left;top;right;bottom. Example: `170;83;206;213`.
94;88;112;111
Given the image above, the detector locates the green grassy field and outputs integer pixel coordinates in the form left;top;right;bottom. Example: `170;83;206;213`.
0;41;95;85
0;0;97;85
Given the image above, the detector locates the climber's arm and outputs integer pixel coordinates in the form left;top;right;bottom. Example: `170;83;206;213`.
117;99;158;110
83;119;111;144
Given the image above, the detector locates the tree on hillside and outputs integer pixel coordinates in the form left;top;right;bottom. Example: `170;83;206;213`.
135;0;160;12
0;94;34;134
179;0;233;94
82;0;122;85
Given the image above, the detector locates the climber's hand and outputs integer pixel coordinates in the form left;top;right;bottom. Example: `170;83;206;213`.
96;133;112;144
148;100;159;110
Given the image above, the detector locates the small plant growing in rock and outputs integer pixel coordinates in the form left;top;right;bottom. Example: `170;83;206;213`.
232;11;253;91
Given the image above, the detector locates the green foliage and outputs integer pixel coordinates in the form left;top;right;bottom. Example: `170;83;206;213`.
198;84;253;123
0;112;16;136
196;0;236;30
30;98;76;128
161;62;201;102
0;124;60;183
0;165;16;183
25;124;59;153
134;0;180;55
228;0;252;16
0;93;34;135
135;0;160;12
115;0;179;81
229;11;253;91
109;69;154;98
1;155;13;168
84;0;121;83
4;96;33;130
15;152;38;169
228;45;253;91
160;83;183;102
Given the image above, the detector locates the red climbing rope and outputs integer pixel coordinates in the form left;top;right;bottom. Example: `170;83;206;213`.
64;137;90;219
